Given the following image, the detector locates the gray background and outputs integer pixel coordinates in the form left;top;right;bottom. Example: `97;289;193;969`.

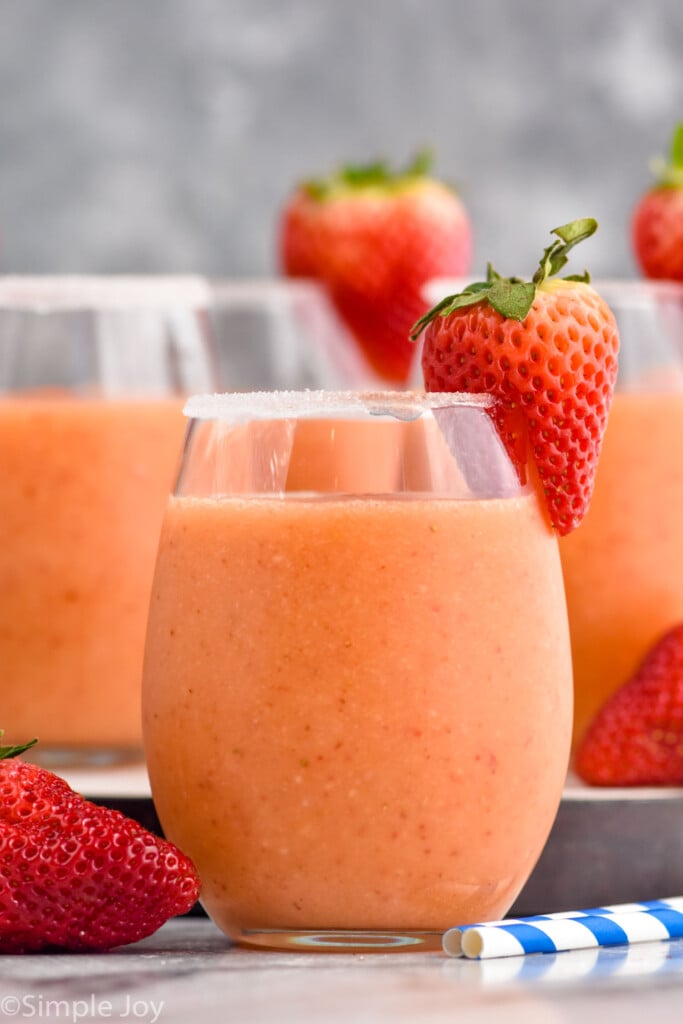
0;0;681;279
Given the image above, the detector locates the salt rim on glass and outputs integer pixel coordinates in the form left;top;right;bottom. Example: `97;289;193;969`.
182;389;496;422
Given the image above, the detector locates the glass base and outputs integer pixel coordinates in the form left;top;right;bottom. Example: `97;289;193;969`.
236;929;444;953
26;746;145;770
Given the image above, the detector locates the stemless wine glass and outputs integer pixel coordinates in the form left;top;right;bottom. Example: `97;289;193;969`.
207;279;380;389
142;390;573;952
0;277;215;765
559;280;683;746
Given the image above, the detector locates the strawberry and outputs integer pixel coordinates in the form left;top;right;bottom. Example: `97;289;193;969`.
280;151;472;383
0;734;200;952
412;219;619;535
575;624;683;786
632;122;683;282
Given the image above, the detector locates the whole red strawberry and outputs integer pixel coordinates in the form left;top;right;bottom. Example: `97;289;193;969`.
0;735;200;952
575;623;683;786
280;152;472;383
632;123;683;282
413;219;619;535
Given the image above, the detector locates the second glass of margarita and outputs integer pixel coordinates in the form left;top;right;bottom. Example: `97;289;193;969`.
142;390;573;951
0;277;214;763
559;281;683;746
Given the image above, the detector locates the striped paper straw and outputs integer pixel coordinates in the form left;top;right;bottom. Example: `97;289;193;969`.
443;896;683;955
443;898;683;959
443;938;683;986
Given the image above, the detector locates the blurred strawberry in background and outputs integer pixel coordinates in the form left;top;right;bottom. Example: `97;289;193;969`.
575;622;683;786
279;152;472;384
632;122;683;282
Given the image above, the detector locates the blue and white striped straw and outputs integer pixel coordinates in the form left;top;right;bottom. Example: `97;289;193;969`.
443;897;683;959
443;938;683;986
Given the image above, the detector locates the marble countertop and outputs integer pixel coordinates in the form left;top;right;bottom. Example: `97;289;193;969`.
3;919;683;1024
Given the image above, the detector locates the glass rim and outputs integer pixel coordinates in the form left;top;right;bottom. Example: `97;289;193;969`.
183;390;496;422
0;276;350;313
0;275;211;312
209;278;331;301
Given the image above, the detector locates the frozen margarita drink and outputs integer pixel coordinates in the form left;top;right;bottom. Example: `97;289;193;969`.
142;392;573;948
561;390;683;744
556;280;683;747
0;394;186;752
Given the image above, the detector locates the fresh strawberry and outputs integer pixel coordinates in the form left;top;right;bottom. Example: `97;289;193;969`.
280;152;472;383
575;623;683;786
413;219;619;535
0;734;200;952
632;122;683;281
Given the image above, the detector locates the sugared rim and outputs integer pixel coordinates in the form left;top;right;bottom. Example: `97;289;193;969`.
0;276;352;312
183;390;495;421
0;276;211;311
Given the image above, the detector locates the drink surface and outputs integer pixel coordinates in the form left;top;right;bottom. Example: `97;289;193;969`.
560;391;683;745
0;394;186;749
143;488;572;934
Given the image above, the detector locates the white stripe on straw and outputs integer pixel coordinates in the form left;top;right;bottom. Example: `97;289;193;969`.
444;940;675;986
443;900;683;959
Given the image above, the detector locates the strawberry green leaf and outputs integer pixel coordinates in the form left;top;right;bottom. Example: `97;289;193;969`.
670;122;683;169
553;218;598;246
0;729;38;760
536;241;566;282
444;291;490;311
650;123;683;187
341;161;390;188
409;284;489;338
410;218;598;338
533;219;598;284
302;150;437;201
405;148;433;177
487;280;537;320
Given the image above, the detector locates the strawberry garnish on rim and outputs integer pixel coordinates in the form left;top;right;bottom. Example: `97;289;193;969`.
412;219;620;535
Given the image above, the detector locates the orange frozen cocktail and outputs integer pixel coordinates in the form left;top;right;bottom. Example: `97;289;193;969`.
0;394;186;753
0;276;212;760
559;281;683;745
143;391;574;949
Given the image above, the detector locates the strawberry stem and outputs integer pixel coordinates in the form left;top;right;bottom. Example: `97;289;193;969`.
410;218;598;338
0;729;38;760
